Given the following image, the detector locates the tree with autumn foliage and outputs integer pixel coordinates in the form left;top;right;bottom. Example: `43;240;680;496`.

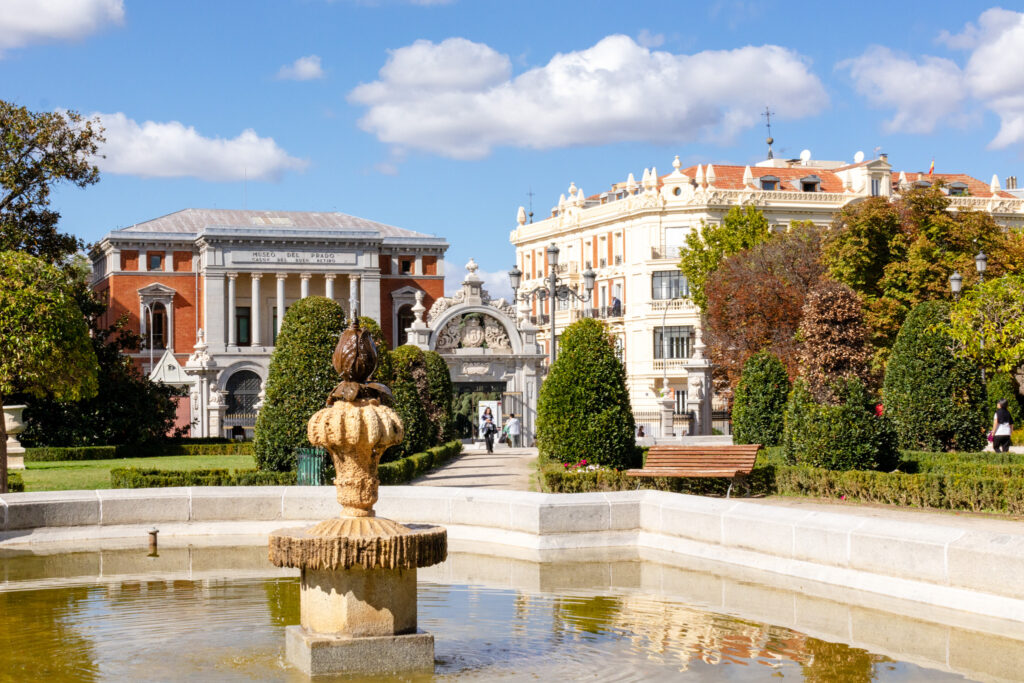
678;205;772;313
824;185;1024;370
702;223;826;391
797;281;875;403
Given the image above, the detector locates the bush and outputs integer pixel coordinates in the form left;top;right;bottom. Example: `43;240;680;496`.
424;350;455;443
732;351;790;446
378;440;462;484
783;377;898;471
386;345;433;460
7;472;24;492
537;318;639;469
254;297;346;472
883;300;987;452
110;467;296;488
25;445;118;461
24;442;253;461
357;316;393;385
986;371;1024;427
797;280;874;402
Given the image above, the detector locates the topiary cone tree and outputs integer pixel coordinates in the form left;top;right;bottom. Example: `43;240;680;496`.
386;345;432;460
883;300;987;452
537;317;638;469
732;351;790;447
0;251;98;492
254;297;346;472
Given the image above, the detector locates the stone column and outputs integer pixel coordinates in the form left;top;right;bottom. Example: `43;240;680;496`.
300;272;311;299
205;273;227;349
227;272;238;347
414;255;423;275
139;299;148;338
251;274;262;346
659;395;675;440
141;250;149;272
349;275;361;319
276;273;287;338
360;273;380;322
165;296;175;352
324;274;335;300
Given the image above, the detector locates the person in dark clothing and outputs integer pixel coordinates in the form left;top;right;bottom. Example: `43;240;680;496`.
482;416;498;453
992;399;1014;453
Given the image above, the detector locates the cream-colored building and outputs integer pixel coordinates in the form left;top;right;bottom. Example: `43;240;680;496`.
509;152;1024;436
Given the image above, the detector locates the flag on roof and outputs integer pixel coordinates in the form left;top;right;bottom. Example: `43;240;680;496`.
928;159;935;176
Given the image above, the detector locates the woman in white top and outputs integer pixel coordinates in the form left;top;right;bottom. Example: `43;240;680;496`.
992;399;1014;453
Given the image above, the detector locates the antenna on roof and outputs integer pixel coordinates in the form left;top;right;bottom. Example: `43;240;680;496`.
527;186;535;223
762;106;775;160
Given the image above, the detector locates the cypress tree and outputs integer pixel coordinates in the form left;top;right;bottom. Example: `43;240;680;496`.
732;351;790;446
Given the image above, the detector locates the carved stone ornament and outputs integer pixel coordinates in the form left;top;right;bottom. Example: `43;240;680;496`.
461;363;491;376
484;316;511;349
461;316;485;348
436;316;462;351
209;387;226;407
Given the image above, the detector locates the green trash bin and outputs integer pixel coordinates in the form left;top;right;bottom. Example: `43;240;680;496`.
295;447;328;486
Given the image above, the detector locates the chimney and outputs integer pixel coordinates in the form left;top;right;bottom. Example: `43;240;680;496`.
879;153;888;161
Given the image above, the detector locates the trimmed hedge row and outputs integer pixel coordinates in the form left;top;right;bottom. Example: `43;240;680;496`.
111;467;294;488
27;442;253;462
541;462;1024;514
6;473;24;493
379;440;462;485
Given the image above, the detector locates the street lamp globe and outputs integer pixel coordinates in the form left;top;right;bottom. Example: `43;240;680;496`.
582;267;596;294
546;242;560;267
975;251;987;276
949;271;962;298
508;265;522;292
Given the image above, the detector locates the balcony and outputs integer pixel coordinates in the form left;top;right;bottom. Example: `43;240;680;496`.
527;314;550;325
650;246;679;260
572;305;625;321
648;298;695;313
614;255;623;265
652;358;692;372
598;257;607;268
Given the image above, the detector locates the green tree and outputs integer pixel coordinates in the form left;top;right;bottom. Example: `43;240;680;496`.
732;351;790;446
0;251;98;491
424;350;455;443
20;258;184;447
824;185;1024;370
883;300;987;452
0;101;103;265
386;345;432;460
678;205;772;313
783;377;898;471
357;316;393;385
254;297;345;472
947;274;1024;374
986;372;1024;428
537;318;637;469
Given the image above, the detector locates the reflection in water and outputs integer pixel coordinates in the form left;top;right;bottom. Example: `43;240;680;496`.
0;572;966;682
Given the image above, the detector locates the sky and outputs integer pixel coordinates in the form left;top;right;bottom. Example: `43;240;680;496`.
4;0;1024;300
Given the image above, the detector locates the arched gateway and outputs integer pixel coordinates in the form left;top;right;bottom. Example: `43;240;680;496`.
404;259;545;443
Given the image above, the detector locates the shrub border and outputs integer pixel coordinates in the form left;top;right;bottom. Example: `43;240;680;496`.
26;442;254;462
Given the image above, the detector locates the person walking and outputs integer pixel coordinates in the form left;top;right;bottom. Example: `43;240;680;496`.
507;414;521;448
992;399;1014;453
482;415;498;453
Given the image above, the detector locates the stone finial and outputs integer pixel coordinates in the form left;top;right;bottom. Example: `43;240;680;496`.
648;167;658;189
575;187;585;205
626;173;637;193
558;193;566;208
412;290;426;324
705;164;717;186
992;174;1001;193
695;164;705;186
641;168;650;186
465;257;480;278
743;165;754;187
516;206;527;226
673;155;681;171
568;181;578;197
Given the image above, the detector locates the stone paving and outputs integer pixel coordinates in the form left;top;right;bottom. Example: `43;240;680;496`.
411;444;537;490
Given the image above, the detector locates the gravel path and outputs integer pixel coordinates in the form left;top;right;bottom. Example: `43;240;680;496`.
411;445;538;490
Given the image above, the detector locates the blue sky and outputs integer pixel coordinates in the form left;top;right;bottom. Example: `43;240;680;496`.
4;1;1024;298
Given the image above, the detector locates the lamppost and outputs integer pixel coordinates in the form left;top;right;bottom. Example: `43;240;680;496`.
976;250;987;383
949;271;962;301
509;243;596;369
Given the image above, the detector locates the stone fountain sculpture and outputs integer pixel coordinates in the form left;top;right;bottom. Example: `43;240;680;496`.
268;319;447;677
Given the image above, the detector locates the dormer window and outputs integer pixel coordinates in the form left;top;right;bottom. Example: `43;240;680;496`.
913;180;932;188
760;175;779;191
800;175;821;193
948;182;969;197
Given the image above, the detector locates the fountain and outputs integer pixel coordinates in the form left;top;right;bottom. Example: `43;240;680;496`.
268;319;447;677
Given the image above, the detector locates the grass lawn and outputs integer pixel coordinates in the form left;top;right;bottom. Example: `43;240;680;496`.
18;455;257;492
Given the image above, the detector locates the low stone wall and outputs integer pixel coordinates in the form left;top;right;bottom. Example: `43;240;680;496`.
2;486;1024;624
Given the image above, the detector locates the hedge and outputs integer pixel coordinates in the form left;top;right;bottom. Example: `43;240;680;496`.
111;467;295;488
541;460;1024;514
7;472;24;492
26;442;253;461
379;440;462;485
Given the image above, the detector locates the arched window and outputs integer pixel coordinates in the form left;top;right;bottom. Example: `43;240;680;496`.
225;370;261;419
150;303;167;349
396;304;415;347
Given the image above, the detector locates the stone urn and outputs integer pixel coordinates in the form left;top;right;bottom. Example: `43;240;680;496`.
268;320;447;677
3;404;27;471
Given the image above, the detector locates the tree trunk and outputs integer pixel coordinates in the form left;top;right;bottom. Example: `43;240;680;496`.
1;398;7;494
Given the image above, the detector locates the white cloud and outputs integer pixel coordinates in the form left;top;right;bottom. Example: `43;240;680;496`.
445;265;514;302
636;29;664;48
0;0;123;52
843;8;1024;149
838;46;966;134
276;55;325;81
349;35;828;160
95;112;307;182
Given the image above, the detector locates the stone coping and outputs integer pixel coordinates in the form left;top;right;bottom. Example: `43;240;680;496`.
2;486;1024;623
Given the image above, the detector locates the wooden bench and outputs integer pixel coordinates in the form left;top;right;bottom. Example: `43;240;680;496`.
625;444;762;498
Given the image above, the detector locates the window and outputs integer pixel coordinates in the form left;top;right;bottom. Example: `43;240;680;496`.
870;178;881;196
236;306;251;347
653;326;693;359
674;390;688;415
652;271;689;299
800;175;821;193
148;253;164;271
396;304;415;346
664;227;687;252
949;182;969;197
148;303;167;350
760;176;779;191
400;258;413;275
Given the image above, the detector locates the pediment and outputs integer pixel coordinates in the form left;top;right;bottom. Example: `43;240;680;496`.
390;285;422;300
138;282;177;297
148;349;193;384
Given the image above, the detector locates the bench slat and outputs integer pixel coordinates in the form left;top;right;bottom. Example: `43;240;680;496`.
628;444;762;483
